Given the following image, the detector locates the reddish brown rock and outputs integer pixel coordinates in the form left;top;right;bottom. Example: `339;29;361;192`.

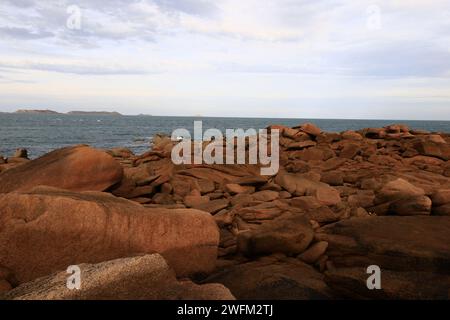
107;147;134;158
433;204;450;216
321;158;348;171
362;128;386;139
375;178;425;204
275;172;341;205
319;216;450;273
413;139;450;161
295;148;326;161
251;190;279;202
287;140;317;150
0;146;123;193
320;171;344;186
0;279;12;295
291;196;322;210
348;192;375;208
305;206;341;224
152;193;175;205
204;258;332;300
325;267;450;300
193;199;230;214
0;187;219;283
431;189;450;206
237;213;314;256
224;184;255;195
321;216;450;299
389;195;432;216
184;195;210;208
341;131;363;141
298;241;329;264
339;143;360;159
197;179;215;194
297;123;322;137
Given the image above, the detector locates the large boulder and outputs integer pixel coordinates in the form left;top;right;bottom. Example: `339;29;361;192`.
375;178;425;204
204;258;332;300
275;172;341;206
237;213;314;256
388;195;432;216
2;254;234;300
319;216;450;299
0;187;219;283
413;140;450;161
318;216;450;273
326;267;450;300
0;146;123;193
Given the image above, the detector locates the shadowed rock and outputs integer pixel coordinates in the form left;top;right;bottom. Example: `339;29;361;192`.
2;254;234;300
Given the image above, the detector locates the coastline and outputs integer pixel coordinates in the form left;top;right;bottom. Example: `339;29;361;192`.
1;114;450;159
1;122;449;299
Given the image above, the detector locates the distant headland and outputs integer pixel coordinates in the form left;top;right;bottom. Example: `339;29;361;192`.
15;109;60;114
67;111;122;116
13;109;122;116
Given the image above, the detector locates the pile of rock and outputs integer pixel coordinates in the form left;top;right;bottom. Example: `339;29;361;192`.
0;123;449;300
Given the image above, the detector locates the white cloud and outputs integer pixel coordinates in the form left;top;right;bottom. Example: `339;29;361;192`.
0;0;449;118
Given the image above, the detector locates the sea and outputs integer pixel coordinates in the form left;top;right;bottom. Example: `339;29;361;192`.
1;114;450;159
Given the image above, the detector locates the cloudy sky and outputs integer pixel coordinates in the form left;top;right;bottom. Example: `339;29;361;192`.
0;0;450;119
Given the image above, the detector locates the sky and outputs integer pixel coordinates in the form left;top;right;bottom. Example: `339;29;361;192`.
0;0;450;119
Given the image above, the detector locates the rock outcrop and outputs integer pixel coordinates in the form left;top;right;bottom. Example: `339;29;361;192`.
0;187;219;283
2;254;234;300
0;146;123;193
2;123;450;300
317;216;450;299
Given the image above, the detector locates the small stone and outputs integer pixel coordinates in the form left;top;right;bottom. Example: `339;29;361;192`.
431;189;450;206
14;148;28;159
252;190;279;202
224;184;255;195
297;241;328;264
340;143;360;159
160;182;173;194
291;196;322;210
320;171;344;186
298;123;321;136
194;199;230;214
184;195;210;208
0;279;12;295
214;210;234;227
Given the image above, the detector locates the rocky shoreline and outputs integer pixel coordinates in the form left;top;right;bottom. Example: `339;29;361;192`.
0;122;449;300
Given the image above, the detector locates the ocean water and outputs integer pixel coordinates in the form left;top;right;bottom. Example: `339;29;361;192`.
1;113;450;159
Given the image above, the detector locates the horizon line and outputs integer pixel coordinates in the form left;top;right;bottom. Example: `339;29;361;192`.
1;110;450;122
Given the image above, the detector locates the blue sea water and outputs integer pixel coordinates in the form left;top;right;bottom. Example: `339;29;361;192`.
1;113;450;159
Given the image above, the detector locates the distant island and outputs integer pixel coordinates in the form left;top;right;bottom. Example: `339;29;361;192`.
67;111;122;116
15;109;60;114
12;109;122;116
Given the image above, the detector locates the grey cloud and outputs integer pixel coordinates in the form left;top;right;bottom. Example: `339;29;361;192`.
0;62;161;75
154;0;218;16
0;26;54;39
330;41;450;78
3;0;35;8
